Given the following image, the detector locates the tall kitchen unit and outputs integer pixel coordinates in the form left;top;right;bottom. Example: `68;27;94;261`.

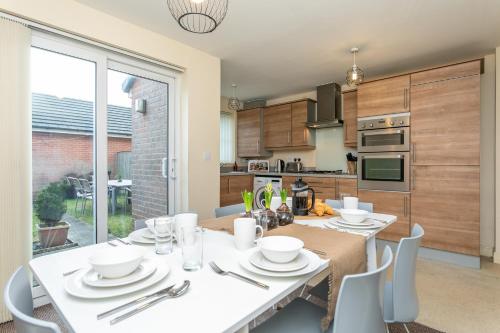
410;60;481;256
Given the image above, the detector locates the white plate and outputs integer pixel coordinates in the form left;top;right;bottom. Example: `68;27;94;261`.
129;229;159;244
240;248;322;277
140;228;156;239
82;258;156;288
327;219;381;230
64;259;169;299
333;217;375;227
249;250;309;272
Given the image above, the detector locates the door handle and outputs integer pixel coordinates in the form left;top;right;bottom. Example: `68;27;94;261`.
161;158;168;178
169;157;177;179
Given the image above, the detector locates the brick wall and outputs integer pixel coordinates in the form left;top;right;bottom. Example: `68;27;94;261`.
32;131;131;193
129;78;169;220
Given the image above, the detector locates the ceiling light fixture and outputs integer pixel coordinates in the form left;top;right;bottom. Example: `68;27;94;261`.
346;47;365;87
166;0;228;34
228;84;241;111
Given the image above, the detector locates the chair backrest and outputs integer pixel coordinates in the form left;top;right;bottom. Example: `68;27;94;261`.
214;203;246;218
134;219;146;230
70;177;83;191
79;178;92;192
4;267;61;333
324;199;373;213
332;246;393;333
391;223;424;323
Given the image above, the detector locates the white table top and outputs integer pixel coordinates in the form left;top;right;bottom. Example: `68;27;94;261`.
108;179;132;187
30;231;329;333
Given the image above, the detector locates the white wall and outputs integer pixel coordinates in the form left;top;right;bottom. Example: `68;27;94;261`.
0;0;221;219
265;90;356;171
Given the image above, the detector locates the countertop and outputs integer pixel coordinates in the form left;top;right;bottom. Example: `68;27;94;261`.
220;171;357;179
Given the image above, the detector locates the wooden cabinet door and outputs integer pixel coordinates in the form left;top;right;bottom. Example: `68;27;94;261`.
264;104;291;148
291;101;310;147
358;190;410;242
410;74;480;166
342;91;357;147
357;75;410;117
336;178;357;199
228;175;253;193
411;165;479;256
281;176;296;194
220;176;230;206
237;108;261;157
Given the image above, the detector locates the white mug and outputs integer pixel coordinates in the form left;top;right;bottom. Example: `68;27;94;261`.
174;213;198;242
234;218;264;251
343;197;359;210
270;196;282;212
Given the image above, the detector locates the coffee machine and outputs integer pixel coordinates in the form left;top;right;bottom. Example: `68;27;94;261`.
291;177;315;216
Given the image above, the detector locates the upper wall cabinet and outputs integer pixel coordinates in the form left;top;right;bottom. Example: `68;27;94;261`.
357;75;410;117
237;108;271;158
342;90;357;147
263;99;316;150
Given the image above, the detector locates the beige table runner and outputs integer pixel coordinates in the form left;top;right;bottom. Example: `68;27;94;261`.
200;215;367;330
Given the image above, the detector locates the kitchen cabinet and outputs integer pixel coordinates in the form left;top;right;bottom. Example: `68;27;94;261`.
357;75;410;117
411;165;479;256
236;108;270;158
263;99;316;150
410;65;480;166
358;190;411;242
302;177;336;201
342;90;357;147
220;175;253;207
281;176;296;194
336;178;357;199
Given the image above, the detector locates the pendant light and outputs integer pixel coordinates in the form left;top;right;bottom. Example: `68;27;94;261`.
346;47;365;87
228;84;241;111
166;0;228;34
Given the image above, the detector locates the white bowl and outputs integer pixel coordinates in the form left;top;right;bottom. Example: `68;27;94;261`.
339;209;369;224
259;236;304;263
88;246;147;279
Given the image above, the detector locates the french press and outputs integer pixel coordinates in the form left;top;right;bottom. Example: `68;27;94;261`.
291;177;315;216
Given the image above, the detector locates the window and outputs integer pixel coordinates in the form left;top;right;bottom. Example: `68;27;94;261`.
220;111;235;163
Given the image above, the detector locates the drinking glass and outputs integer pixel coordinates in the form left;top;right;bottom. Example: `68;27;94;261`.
181;226;203;271
154;217;174;255
339;193;350;209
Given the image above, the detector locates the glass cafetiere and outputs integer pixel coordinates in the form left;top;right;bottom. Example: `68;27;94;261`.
291;177;315;216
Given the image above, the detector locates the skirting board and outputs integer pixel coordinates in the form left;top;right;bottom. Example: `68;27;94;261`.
377;239;481;269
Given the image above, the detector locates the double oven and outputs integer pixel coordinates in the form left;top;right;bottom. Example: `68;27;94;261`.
357;113;410;192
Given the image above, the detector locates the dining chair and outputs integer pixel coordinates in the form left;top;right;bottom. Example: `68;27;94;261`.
324;199;373;212
79;178;93;215
4;266;62;333
384;224;424;332
214;203;245;218
251;245;393;333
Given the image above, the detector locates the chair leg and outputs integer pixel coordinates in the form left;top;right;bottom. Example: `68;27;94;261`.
385;323;390;333
403;323;410;333
74;197;79;216
82;198;87;216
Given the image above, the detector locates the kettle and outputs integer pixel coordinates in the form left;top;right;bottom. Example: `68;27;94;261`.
291;177;315;216
276;159;285;173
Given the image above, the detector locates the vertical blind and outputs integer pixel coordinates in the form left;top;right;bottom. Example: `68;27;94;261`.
220;111;235;163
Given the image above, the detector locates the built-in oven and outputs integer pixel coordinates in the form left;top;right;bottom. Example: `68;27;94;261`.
358;113;410;153
358;152;410;191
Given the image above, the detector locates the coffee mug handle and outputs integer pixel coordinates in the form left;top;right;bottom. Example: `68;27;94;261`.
255;225;264;240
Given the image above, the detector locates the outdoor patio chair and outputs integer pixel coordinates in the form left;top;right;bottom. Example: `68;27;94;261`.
67;177;85;216
79;178;93;215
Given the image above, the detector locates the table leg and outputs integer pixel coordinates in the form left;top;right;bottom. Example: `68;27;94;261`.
366;236;377;271
235;324;249;333
111;187;116;215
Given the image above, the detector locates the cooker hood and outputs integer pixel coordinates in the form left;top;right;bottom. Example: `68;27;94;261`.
306;82;343;128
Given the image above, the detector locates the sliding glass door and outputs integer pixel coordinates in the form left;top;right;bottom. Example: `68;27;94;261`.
30;32;177;257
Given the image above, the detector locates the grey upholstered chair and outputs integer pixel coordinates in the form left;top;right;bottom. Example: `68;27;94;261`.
384;224;424;331
324;199;374;212
214;203;245;218
251;246;393;333
4;266;62;333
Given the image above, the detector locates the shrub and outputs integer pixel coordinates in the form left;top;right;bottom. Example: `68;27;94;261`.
35;182;67;227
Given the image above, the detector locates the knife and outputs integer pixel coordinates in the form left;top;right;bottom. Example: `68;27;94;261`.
97;284;175;320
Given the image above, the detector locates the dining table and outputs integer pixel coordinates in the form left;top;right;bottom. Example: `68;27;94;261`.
29;212;397;333
107;179;132;214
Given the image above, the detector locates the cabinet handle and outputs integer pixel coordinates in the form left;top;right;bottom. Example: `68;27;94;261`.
411;167;415;190
303;129;306;143
404;88;408;109
288;131;291;144
403;197;407;217
256;138;260;152
412;144;416;163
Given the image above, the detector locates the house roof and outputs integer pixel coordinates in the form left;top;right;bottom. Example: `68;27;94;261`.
32;93;132;137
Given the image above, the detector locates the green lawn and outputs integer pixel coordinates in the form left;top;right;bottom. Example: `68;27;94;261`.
32;195;134;241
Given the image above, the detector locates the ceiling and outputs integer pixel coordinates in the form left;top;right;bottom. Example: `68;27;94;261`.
76;0;500;100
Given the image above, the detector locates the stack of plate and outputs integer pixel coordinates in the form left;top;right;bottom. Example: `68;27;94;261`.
64;248;169;299
239;236;322;278
128;228;161;244
326;216;383;230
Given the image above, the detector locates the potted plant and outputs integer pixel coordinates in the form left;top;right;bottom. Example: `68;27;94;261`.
35;182;70;248
260;183;279;230
241;190;254;217
276;188;294;226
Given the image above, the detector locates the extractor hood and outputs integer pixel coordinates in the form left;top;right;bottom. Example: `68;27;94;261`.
306;82;343;128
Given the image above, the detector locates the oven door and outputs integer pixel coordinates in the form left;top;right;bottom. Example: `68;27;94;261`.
358;152;410;191
358;127;410;152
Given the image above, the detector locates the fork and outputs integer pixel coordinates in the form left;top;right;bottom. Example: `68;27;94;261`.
209;261;269;289
114;238;131;245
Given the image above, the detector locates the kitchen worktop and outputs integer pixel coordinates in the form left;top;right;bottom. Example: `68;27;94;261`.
220;171;357;179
